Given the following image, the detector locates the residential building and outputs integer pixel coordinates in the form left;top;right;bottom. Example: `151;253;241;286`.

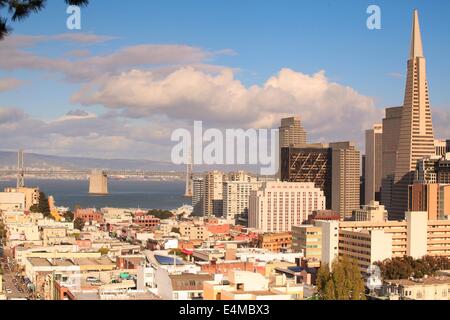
0;192;25;211
4;187;39;210
203;171;225;217
257;232;292;253
192;177;204;216
248;181;326;233
223;179;261;222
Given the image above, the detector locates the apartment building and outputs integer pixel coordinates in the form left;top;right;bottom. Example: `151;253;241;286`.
248;181;325;233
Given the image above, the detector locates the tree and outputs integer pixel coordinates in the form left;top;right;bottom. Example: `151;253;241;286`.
375;256;450;280
63;211;74;222
29;191;51;218
316;257;366;300
0;0;89;40
73;217;85;231
98;247;109;256
147;209;174;220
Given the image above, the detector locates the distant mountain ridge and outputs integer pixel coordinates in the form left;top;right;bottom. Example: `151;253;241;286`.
0;151;261;173
0;151;183;171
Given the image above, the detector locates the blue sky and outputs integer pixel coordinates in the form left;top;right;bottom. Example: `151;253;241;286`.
0;0;449;160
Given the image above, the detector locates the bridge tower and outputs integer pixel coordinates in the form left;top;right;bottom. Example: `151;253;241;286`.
17;149;25;188
89;169;108;195
184;149;193;198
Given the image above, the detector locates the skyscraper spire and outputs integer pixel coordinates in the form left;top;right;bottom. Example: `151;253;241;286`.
391;10;435;219
410;9;424;58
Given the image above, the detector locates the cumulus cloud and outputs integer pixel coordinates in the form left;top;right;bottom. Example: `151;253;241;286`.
72;66;382;144
0;107;182;160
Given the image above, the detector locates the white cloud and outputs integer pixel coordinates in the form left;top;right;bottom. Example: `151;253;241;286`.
72;66;382;144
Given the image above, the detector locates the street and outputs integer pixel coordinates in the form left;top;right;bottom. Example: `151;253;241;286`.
1;248;30;300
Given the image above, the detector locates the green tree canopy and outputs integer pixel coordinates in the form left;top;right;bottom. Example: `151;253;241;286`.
375;256;450;280
0;0;89;40
73;217;85;231
147;209;173;220
316;256;366;300
29;191;51;218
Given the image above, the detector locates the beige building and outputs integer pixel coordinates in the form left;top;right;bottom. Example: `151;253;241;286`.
365;124;383;204
0;192;25;212
392;10;436;219
352;201;388;222
203;171;225;217
279;117;307;148
338;229;392;273
383;277;450;300
179;222;210;241
4;187;39;210
248;181;325;233
331;142;361;219
292;225;322;262
204;270;302;301
223;179;261;222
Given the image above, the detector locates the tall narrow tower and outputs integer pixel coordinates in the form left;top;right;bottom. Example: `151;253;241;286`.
391;10;435;219
17;149;25;188
184;148;193;198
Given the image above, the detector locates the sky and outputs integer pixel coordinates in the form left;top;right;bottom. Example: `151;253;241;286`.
0;0;449;162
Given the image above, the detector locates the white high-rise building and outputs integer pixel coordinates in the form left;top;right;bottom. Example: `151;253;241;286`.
223;179;262;222
248;181;325;233
203;171;225;217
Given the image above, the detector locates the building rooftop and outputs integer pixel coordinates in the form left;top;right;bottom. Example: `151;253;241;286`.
386;277;450;286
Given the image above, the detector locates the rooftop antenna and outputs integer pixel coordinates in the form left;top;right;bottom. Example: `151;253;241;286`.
17;149;25;188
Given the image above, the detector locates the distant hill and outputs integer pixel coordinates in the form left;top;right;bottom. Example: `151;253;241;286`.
0;151;262;173
0;151;183;171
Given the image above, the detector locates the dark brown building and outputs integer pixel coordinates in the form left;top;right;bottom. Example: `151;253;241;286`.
281;145;332;209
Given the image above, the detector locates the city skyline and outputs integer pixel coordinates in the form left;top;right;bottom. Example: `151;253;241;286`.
0;1;449;162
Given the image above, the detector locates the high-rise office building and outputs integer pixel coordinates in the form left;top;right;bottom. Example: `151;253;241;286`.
392;10;436;219
203;171;226;217
435;139;447;157
279;117;308;148
381;107;403;211
408;183;450;220
365;124;383;204
248;181;325;233
331;142;361;220
280;144;332;209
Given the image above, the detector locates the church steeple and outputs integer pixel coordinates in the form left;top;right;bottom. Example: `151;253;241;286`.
410;9;424;59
